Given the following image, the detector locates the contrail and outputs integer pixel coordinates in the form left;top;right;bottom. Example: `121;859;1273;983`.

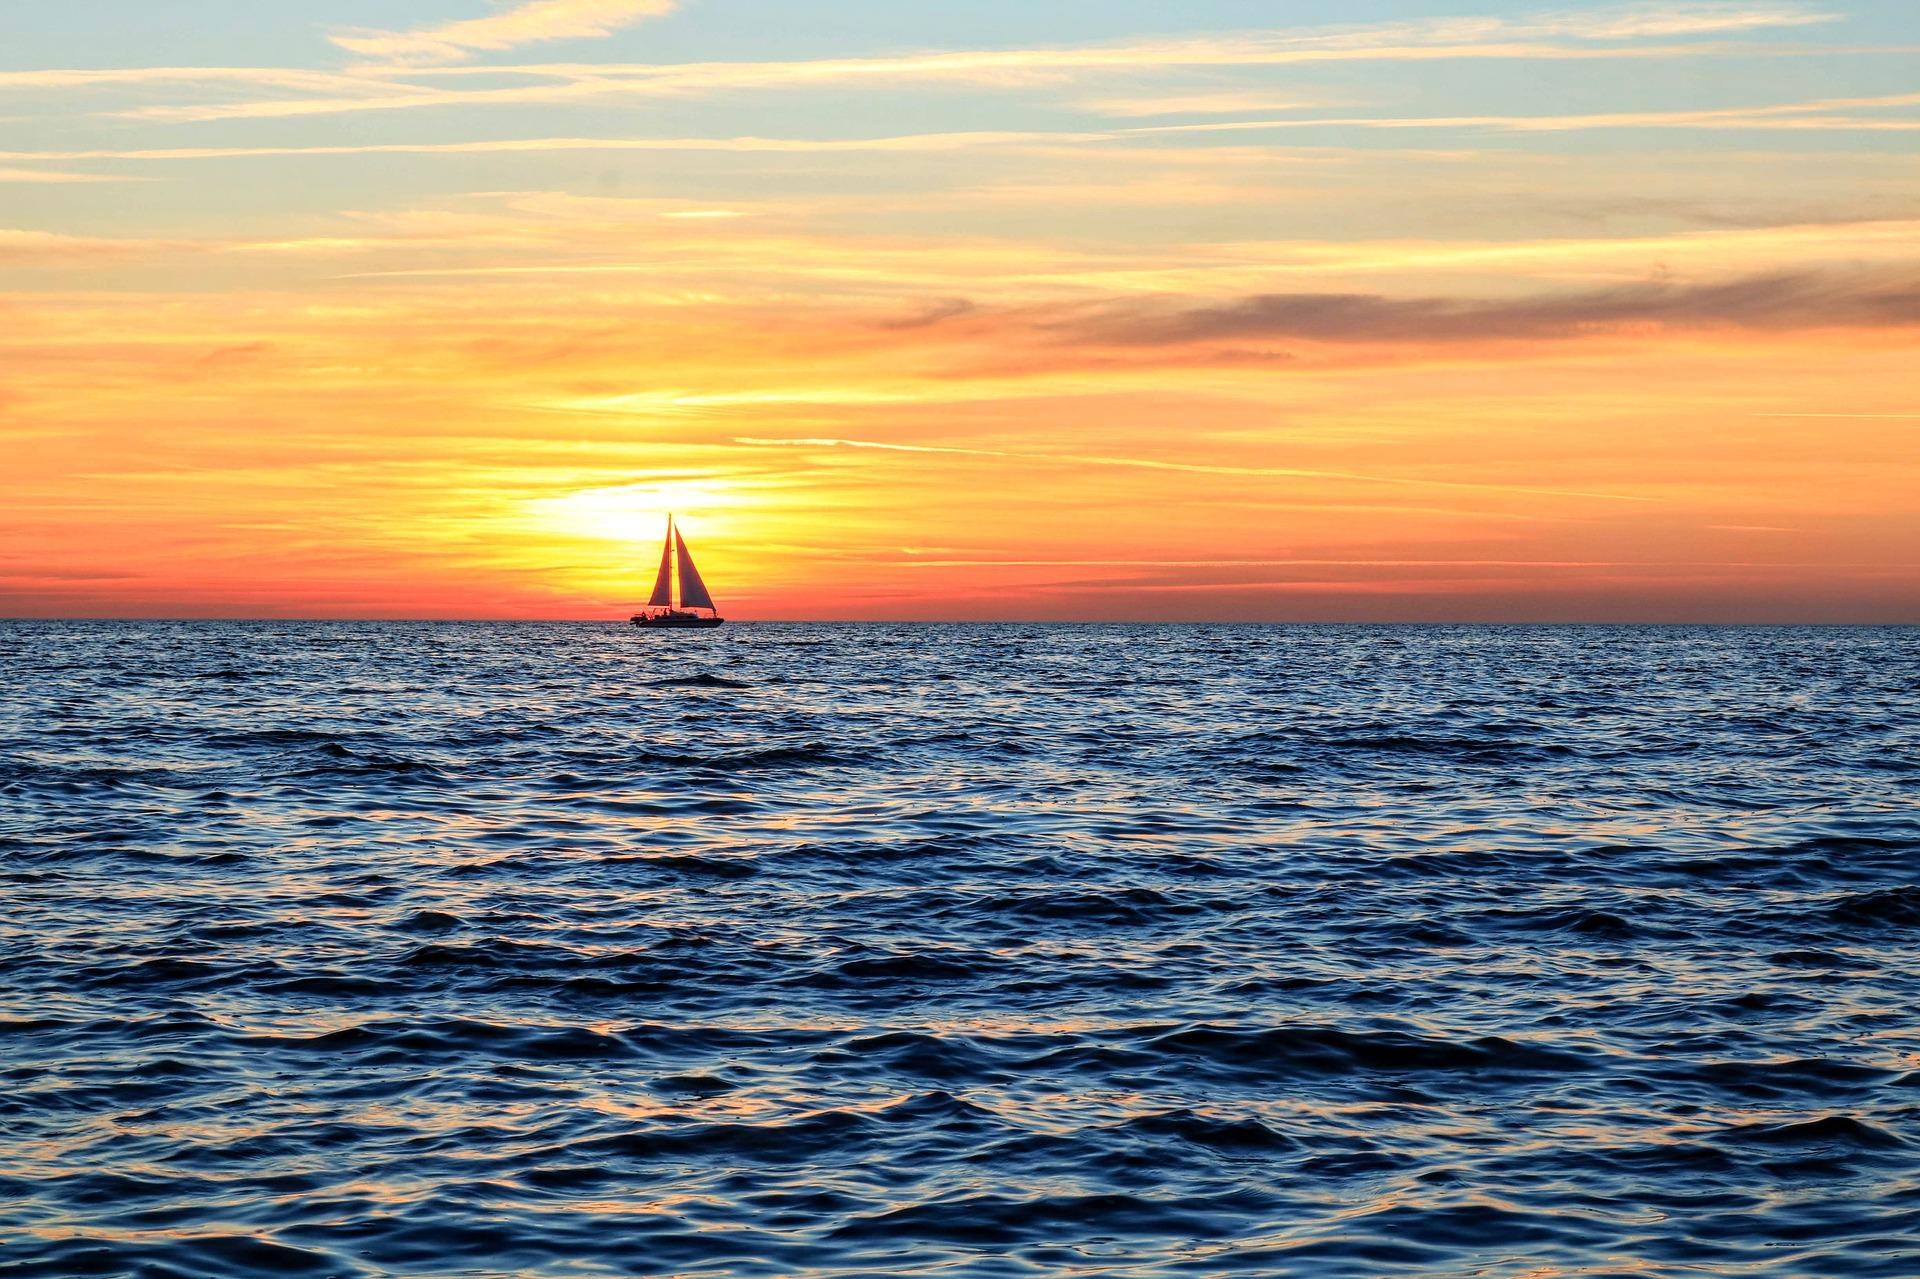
732;436;1660;504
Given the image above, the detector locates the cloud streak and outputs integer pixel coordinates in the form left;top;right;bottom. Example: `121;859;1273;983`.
730;437;1660;503
0;131;1096;166
893;557;1870;568
1080;92;1333;118
1069;270;1920;346
14;87;1920;174
1124;91;1920;135
0;66;400;92
332;0;679;67
71;4;1841;123
0;167;135;183
113;41;1741;125
0;228;186;263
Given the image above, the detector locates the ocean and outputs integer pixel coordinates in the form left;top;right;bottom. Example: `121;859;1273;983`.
2;620;1917;1278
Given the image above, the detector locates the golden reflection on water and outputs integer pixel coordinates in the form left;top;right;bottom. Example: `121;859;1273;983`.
9;622;1916;1277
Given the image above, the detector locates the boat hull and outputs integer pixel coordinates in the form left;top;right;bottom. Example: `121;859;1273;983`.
630;615;725;629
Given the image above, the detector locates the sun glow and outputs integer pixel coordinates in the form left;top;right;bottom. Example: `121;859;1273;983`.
524;481;743;548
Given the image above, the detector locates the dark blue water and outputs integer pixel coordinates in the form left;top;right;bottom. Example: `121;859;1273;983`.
3;622;1918;1278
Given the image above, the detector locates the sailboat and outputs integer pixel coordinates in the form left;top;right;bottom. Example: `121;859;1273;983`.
630;515;725;629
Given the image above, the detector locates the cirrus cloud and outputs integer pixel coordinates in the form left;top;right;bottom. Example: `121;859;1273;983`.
331;0;680;67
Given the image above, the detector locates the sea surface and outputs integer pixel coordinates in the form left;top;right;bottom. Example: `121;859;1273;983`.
2;621;1918;1279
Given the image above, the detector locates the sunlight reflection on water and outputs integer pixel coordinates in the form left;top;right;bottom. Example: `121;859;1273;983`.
1;620;1917;1277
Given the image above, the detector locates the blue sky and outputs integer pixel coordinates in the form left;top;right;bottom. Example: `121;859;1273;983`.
6;1;1914;240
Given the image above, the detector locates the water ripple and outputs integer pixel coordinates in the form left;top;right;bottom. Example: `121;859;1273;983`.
1;620;1917;1277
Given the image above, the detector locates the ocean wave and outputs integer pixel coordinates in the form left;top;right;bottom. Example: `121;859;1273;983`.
648;673;751;689
4;620;1917;1278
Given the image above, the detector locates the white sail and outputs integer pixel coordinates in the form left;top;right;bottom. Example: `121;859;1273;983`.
675;529;716;612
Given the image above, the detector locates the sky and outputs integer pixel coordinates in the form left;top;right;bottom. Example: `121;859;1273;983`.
2;0;1916;621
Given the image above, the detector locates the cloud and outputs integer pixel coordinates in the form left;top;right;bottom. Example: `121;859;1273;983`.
0;66;395;92
1516;1;1835;38
0;227;186;263
1122;91;1920;135
332;0;679;67
1070;270;1920;346
1079;92;1332;118
106;74;1920;129
118;39;1730;125
20;85;1920;173
892;556;1811;568
0;167;137;183
875;299;978;331
730;436;1658;503
0;131;1099;165
91;3;1843;123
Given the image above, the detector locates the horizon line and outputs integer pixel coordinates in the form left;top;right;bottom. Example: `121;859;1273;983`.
4;616;1914;627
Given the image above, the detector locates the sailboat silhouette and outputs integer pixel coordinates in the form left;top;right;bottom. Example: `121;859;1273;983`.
630;515;725;629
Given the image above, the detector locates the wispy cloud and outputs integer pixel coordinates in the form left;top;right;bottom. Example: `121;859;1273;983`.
18;88;1920;173
0;227;185;263
894;556;1824;567
115;41;1732;125
0;66;396;92
1079;91;1333;118
0;131;1100;165
1065;269;1920;346
730;436;1660;503
1124;91;1920;135
1515;1;1834;38
331;0;680;67
0;167;136;184
87;4;1842;123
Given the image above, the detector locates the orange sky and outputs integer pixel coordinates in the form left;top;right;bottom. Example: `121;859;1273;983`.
3;1;1917;620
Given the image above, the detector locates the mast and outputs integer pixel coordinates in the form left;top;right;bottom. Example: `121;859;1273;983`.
667;513;679;610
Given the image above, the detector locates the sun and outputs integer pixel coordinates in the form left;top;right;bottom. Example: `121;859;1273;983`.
522;479;742;548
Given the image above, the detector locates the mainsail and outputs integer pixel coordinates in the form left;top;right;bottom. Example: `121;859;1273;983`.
675;528;716;611
647;523;675;607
